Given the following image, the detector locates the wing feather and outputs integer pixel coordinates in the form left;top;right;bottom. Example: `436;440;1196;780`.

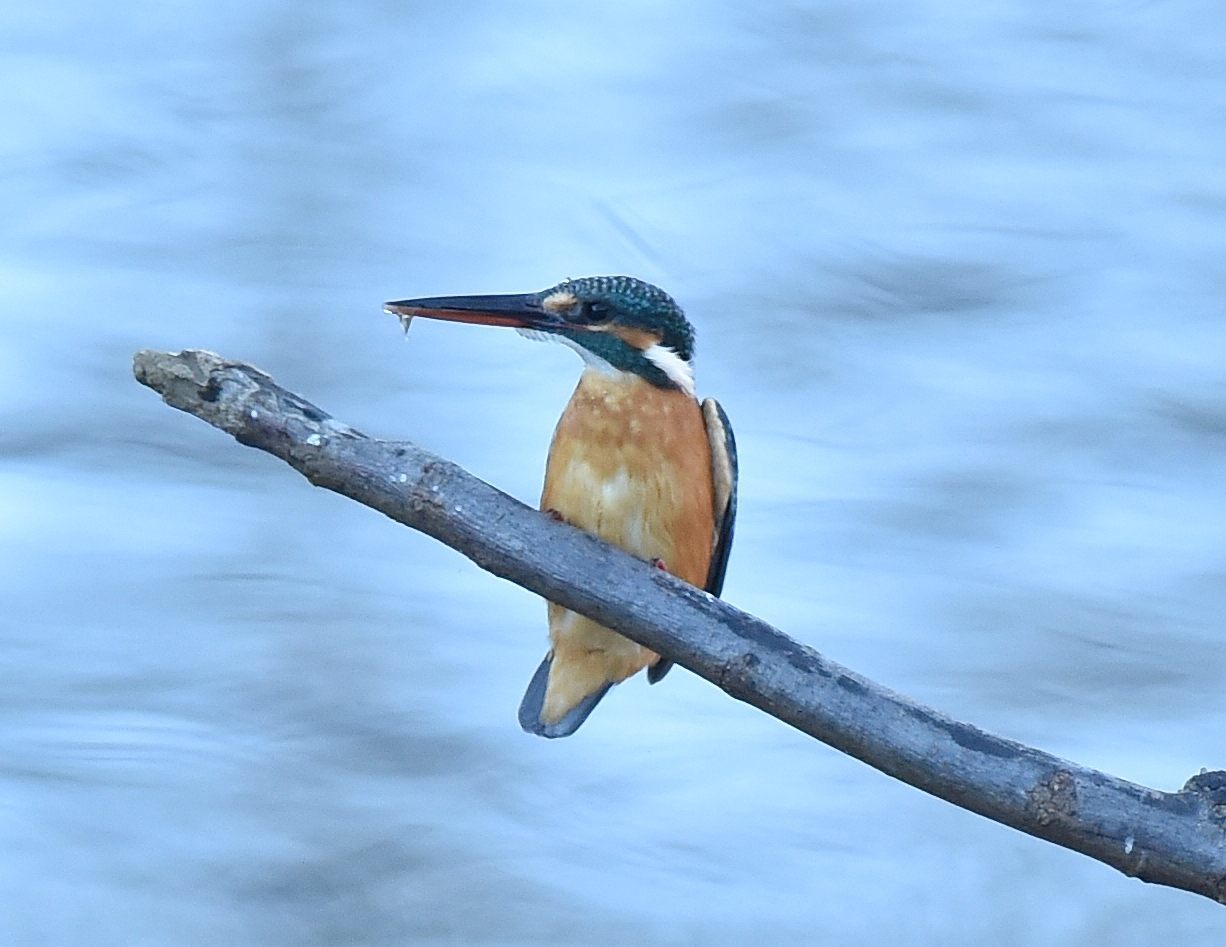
647;397;738;684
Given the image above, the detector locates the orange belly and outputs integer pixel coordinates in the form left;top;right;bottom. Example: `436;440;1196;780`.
537;368;715;724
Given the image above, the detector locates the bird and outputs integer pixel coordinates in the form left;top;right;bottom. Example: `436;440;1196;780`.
384;275;737;738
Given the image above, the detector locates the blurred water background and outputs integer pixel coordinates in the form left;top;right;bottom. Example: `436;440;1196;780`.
3;1;1226;943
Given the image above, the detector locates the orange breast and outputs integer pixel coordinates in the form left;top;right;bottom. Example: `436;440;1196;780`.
543;369;715;584
536;369;715;721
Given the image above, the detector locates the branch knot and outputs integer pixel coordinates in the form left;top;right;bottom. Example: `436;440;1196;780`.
1026;769;1078;827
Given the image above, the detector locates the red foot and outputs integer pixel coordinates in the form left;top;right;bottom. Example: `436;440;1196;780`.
650;557;669;572
543;508;565;522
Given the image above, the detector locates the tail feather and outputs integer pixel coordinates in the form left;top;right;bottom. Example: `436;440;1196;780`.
518;653;612;739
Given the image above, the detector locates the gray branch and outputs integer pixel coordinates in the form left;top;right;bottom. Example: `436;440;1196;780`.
133;348;1226;905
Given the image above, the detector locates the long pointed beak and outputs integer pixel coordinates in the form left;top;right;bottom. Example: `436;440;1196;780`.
384;292;569;334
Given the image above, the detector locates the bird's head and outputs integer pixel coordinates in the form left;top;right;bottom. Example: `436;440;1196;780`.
385;275;695;394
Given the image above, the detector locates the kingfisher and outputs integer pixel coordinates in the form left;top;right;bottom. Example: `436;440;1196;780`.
385;276;737;738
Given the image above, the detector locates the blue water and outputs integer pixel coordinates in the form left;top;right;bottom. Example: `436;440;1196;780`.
4;2;1226;942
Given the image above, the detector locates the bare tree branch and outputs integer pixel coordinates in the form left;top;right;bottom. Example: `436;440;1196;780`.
132;348;1226;905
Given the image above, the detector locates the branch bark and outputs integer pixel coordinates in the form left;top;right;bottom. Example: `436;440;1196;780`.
133;348;1226;904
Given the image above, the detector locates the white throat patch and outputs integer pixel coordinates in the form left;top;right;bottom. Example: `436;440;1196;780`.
516;328;696;396
516;328;620;376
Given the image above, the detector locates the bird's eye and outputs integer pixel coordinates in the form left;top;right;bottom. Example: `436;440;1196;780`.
578;301;612;324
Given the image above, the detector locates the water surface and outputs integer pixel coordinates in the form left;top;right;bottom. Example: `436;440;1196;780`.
3;2;1226;943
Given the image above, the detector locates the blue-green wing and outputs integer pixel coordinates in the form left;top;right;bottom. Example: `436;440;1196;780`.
648;398;737;684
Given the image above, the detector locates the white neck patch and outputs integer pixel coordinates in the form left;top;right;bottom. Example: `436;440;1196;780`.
643;344;696;397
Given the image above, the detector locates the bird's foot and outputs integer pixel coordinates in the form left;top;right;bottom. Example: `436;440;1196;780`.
650;557;669;572
543;508;566;523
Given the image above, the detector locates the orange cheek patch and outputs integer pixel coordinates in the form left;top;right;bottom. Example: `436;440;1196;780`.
608;326;660;351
